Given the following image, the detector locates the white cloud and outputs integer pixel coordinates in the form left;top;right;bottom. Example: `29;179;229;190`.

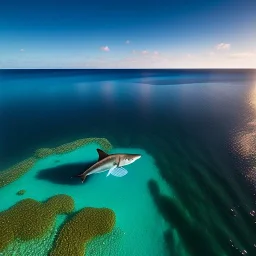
100;46;110;52
142;50;148;54
154;51;159;55
125;40;130;44
216;43;230;50
20;49;25;52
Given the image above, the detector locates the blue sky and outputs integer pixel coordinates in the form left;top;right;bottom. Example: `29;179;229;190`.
0;0;255;68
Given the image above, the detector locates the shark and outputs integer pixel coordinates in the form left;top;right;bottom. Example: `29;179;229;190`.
76;148;141;183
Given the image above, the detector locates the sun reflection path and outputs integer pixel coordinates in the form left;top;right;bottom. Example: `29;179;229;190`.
233;81;256;185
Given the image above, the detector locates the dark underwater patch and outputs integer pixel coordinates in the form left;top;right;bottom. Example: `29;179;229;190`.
36;161;95;185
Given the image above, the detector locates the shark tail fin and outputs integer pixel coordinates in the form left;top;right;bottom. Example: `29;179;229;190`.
76;173;87;183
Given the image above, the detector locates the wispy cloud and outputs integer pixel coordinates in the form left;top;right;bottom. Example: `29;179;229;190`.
216;43;230;50
100;46;110;52
132;49;160;57
229;52;256;58
125;40;130;44
4;45;256;68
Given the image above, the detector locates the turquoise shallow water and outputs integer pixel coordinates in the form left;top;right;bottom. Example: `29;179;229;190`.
1;69;256;256
0;142;171;256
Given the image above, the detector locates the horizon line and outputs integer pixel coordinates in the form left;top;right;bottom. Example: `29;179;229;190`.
1;68;255;70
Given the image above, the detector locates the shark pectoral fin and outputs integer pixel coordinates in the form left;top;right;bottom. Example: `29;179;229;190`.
117;156;121;167
106;165;117;177
110;167;128;177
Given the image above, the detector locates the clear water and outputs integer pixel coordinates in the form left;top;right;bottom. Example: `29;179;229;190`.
0;69;256;256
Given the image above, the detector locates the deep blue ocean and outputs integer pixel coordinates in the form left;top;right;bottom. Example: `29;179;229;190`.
0;69;256;256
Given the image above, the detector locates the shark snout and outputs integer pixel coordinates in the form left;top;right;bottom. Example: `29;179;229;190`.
134;154;141;161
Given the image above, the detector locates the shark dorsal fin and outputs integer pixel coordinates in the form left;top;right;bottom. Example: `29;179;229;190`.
96;149;109;161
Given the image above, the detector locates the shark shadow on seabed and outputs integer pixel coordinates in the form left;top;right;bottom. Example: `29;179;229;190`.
148;179;226;256
36;161;95;185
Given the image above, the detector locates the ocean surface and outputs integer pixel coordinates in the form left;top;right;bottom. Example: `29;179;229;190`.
0;69;256;256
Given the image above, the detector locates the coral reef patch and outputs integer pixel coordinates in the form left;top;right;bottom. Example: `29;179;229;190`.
1;227;57;256
0;158;36;188
0;194;74;252
34;138;112;159
16;189;26;196
50;207;116;256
